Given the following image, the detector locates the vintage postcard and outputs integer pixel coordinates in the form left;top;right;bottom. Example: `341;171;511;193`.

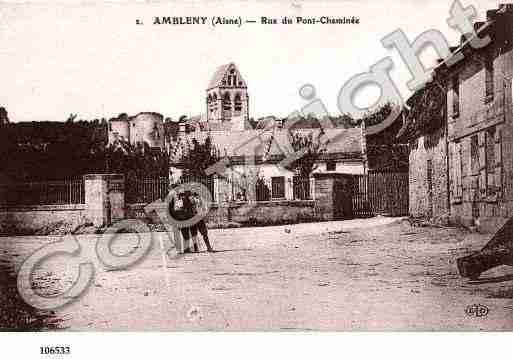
1;0;513;345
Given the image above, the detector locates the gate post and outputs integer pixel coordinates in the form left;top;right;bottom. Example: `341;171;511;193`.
107;174;125;222
84;173;125;227
313;173;353;220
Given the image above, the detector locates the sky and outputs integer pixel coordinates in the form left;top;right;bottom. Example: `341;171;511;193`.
0;0;501;122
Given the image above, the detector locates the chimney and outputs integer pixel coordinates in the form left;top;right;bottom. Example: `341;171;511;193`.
499;4;513;13
487;9;498;21
0;107;9;125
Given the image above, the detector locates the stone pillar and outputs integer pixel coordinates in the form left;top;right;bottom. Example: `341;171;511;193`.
84;174;125;227
313;173;353;220
84;174;109;227
309;177;315;200
285;177;293;200
313;173;336;221
106;174;125;221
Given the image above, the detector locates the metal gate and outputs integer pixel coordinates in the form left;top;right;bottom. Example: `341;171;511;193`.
351;172;409;217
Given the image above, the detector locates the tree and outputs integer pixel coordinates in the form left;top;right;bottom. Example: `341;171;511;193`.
287;130;327;178
107;139;169;179
0;119;169;182
330;113;354;128
353;102;396;127
179;136;220;178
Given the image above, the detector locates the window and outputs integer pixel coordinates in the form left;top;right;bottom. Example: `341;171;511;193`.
426;159;433;193
486;127;495;175
485;53;494;102
271;177;285;199
234;93;242;114
427;159;433;217
293;176;311;200
452;142;463;201
326;161;336;171
228;69;237;87
486;127;496;196
452;76;460;117
222;92;231;113
470;135;479;175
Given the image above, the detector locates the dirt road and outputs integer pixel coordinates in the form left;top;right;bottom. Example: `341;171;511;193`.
2;217;513;330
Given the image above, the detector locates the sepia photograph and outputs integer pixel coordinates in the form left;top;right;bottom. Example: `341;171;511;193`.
1;0;513;350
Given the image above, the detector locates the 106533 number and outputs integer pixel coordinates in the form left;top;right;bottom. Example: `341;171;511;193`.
40;346;71;355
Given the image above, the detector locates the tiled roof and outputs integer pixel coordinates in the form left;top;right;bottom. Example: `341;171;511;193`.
177;127;363;161
207;63;247;89
208;64;231;89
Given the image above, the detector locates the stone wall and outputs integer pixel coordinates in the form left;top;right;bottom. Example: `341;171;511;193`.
0;171;386;236
408;128;449;220
0;204;87;235
207;200;317;227
313;173;353;221
127;200;317;228
445;21;513;232
0;174;125;236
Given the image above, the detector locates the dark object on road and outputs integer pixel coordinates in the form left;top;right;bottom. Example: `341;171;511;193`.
457;217;513;280
0;263;61;331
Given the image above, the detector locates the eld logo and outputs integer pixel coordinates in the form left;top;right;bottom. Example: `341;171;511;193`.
465;304;489;318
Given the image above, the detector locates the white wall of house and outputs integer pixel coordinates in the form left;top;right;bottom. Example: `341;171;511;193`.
312;160;365;175
226;163;295;200
170;158;363;202
169;166;183;184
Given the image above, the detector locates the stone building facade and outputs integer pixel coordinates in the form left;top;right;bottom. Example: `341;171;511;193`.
408;127;449;220
206;63;250;131
399;82;449;221
108;112;165;149
168;62;368;203
444;4;513;231
403;4;513;231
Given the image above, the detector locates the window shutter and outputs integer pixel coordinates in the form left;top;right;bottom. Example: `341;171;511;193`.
449;143;454;199
460;143;464;198
478;133;487;196
454;142;463;200
495;128;502;196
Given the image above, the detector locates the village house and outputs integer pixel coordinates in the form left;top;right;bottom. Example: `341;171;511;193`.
398;82;450;222
166;63;368;202
106;63;411;210
402;3;513;232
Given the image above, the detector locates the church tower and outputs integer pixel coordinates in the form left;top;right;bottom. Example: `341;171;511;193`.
206;63;249;131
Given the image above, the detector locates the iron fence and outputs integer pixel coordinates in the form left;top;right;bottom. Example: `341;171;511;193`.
125;176;215;204
293;176;311;200
125;177;170;204
0;179;85;206
352;172;409;217
175;176;215;202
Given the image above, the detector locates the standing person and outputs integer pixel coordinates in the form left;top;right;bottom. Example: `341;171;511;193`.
180;191;196;253
168;191;194;254
190;192;214;253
